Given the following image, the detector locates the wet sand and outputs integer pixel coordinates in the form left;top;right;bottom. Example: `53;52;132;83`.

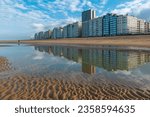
0;73;150;100
0;57;11;72
21;35;150;48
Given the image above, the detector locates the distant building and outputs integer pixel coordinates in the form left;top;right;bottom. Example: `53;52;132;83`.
38;31;44;40
57;27;63;38
82;9;96;37
88;17;103;37
51;27;63;39
137;19;145;34
103;13;117;36
117;15;138;35
68;24;73;38
51;28;58;39
63;25;68;38
144;22;150;34
72;22;82;38
44;30;52;39
82;9;96;22
34;33;38;40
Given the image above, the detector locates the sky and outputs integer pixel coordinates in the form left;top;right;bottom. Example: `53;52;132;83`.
0;0;150;40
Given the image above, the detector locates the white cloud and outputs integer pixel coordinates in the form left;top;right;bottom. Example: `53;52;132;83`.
111;0;150;20
15;3;27;10
100;0;108;5
32;23;45;32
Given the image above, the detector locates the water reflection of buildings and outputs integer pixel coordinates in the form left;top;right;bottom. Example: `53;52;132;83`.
35;46;150;74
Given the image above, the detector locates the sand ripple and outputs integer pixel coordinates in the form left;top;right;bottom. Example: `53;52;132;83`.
0;57;11;72
0;74;150;100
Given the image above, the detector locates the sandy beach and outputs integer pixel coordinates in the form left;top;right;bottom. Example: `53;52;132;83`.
0;73;150;100
0;57;11;72
20;35;150;48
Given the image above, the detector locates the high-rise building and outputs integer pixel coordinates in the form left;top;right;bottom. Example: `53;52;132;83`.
144;22;149;34
97;17;103;36
103;13;117;36
63;25;68;38
34;33;38;40
51;28;58;39
88;17;103;37
68;24;73;38
137;19;145;34
44;30;52;39
38;31;44;40
72;22;82;38
82;9;96;22
117;15;138;35
57;27;63;38
82;9;96;37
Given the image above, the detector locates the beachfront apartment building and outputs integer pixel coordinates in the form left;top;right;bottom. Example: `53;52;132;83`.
34;33;38;40
88;17;103;37
44;30;52;39
68;24;73;38
51;28;58;39
51;27;63;39
103;13;117;36
62;25;68;38
62;22;82;38
117;15;138;35
82;9;96;37
72;22;82;38
38;31;44;40
144;22;150;34
137;19;145;34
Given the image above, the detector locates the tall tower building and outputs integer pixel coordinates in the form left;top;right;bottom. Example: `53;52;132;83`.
82;9;96;22
82;9;96;37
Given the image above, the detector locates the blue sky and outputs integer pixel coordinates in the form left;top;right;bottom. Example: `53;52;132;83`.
0;0;150;40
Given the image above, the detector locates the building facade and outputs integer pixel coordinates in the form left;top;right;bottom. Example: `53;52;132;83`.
103;13;117;36
72;22;82;38
137;19;145;34
82;9;96;37
144;22;149;34
117;15;138;35
44;30;52;39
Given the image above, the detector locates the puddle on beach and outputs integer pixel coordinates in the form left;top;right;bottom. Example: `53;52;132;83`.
0;44;150;99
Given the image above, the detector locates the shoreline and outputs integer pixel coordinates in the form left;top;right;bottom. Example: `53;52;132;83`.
0;35;150;48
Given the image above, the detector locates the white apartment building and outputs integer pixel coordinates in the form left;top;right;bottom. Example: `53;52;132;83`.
97;17;103;36
82;21;89;37
34;33;38;40
68;24;73;38
88;17;103;37
117;15;138;35
63;26;68;38
38;31;44;40
88;19;93;37
144;22;149;34
44;30;51;39
57;27;63;38
51;28;58;39
72;22;82;38
137;19;145;34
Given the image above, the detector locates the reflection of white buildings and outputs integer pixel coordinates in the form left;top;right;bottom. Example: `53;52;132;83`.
35;46;150;73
